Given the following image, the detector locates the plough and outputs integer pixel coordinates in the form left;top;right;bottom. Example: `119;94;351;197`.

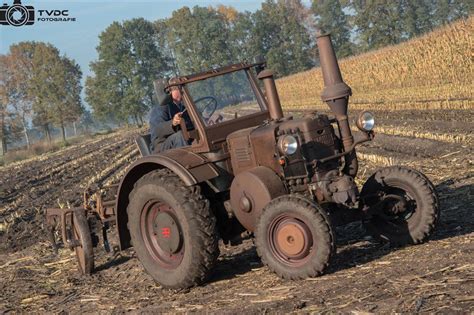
45;184;118;274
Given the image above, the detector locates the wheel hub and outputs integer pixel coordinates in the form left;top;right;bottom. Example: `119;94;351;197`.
154;211;181;254
382;193;411;217
140;201;184;268
273;218;312;260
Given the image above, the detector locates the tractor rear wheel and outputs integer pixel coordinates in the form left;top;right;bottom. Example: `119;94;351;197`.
127;169;219;289
361;166;439;246
255;195;334;280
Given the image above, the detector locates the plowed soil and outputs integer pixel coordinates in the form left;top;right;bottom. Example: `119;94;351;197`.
0;109;473;313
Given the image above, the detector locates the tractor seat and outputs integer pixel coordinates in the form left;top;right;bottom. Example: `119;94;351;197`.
135;134;152;156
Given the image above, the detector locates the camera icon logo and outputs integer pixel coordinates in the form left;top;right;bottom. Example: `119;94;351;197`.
0;0;35;26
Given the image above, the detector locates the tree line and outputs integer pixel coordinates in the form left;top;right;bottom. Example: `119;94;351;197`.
0;42;84;155
1;0;471;154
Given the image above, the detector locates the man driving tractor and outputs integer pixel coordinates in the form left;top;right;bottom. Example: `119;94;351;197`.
149;85;193;153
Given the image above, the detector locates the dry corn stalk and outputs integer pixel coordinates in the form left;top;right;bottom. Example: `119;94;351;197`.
276;17;474;111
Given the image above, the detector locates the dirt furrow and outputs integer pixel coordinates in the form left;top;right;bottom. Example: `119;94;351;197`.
0;138;131;217
0;131;140;252
0;132;125;174
0;135;128;206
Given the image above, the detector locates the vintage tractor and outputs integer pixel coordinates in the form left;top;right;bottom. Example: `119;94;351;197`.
46;34;439;288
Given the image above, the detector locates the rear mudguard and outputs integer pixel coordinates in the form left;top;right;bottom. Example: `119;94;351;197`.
115;149;219;250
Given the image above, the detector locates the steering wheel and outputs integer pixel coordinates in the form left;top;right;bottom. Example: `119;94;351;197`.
194;96;218;122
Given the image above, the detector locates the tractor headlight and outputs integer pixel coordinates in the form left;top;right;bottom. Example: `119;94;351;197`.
278;135;298;155
356;111;375;132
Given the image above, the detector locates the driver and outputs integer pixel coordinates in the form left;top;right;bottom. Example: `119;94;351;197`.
149;85;193;153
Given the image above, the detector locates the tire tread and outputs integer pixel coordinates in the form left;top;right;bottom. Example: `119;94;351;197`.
255;195;334;280
362;166;439;246
127;168;219;288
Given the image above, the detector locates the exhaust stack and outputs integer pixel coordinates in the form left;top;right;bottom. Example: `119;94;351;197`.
258;69;284;121
317;34;357;176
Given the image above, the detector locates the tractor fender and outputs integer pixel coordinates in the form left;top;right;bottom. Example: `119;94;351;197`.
115;149;219;250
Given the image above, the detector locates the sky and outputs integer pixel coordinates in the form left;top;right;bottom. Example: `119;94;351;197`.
0;0;269;80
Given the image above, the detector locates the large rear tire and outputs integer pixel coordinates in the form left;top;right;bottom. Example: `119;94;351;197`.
361;166;439;246
255;195;334;280
127;169;219;289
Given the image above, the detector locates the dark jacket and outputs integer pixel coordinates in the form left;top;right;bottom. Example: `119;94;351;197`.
149;94;193;149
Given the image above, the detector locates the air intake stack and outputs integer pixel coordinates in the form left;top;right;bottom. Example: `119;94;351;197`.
257;69;284;121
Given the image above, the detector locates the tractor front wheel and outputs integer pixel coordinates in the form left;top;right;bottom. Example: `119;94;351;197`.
255;195;334;280
361;166;439;246
127;169;219;289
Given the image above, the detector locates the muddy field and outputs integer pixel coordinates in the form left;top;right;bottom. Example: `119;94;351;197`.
0;108;473;313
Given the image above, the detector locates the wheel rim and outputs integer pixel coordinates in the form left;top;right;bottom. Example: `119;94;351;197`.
378;187;417;224
140;200;184;269
268;214;313;266
71;211;93;274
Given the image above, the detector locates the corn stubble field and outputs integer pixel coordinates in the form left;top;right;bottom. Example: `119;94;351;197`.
0;18;473;313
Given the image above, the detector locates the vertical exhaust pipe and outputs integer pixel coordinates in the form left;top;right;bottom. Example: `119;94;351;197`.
317;34;358;177
258;69;284;121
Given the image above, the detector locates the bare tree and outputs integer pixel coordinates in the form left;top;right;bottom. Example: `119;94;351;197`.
3;45;35;149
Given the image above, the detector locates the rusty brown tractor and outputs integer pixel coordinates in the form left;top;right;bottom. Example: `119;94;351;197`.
46;34;439;289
